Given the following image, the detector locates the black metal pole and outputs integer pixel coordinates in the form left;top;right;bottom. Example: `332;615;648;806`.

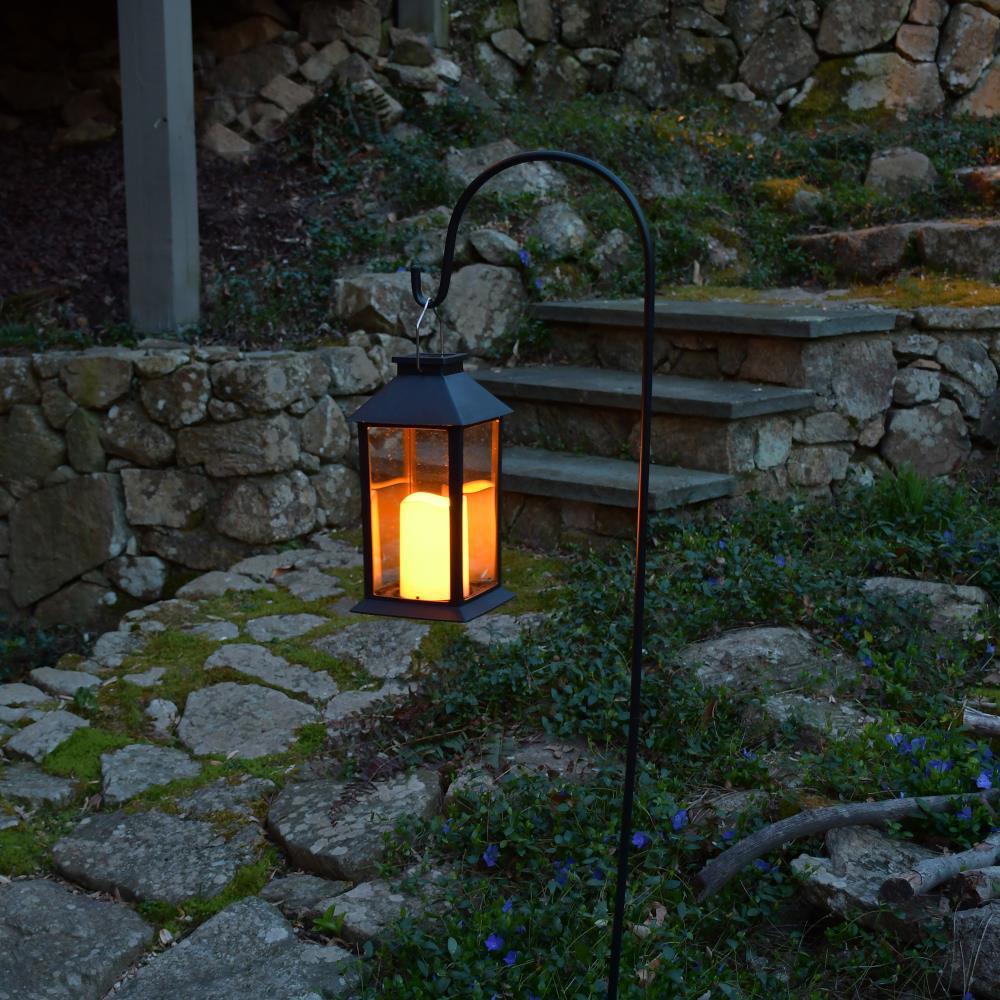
410;150;656;1000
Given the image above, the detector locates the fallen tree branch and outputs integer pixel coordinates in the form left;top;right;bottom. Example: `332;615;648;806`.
953;865;1000;908
879;831;1000;905
964;706;1000;738
694;791;1000;902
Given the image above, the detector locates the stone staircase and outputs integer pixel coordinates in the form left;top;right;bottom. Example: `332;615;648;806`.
475;298;899;545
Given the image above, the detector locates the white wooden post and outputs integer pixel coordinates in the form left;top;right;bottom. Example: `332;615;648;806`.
117;0;200;333
397;0;449;47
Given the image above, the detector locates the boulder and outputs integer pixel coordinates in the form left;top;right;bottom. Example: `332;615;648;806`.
862;576;989;632
0;404;66;480
491;28;534;68
725;0;786;52
615;36;678;107
260;74;314;114
140;362;211;427
216;470;317;543
764;692;875;744
9;474;128;606
121;467;212;528
331;273;423;339
793;412;852;444
917;221;1000;282
739;17;818;99
141;527;254;572
864;148;938;197
470;228;521;265
61;353;133;408
842;53;945;114
0;357;39;413
64;408;105;473
34;581;119;629
0;880;153;1000
956;56;1000;117
210;358;313;413
786;445;850;487
444;139;565;197
210;42;297;94
908;0;947;25
389;27;434;67
111;898;358;999
104;554;168;601
146;698;179;738
937;339;998;397
795;223;918;280
102;399;176;466
310;464;361;528
39;381;76;428
383;62;439;90
202;123;253;162
100;744;201;804
895;24;939;62
177;682;319;758
439;264;527;355
893;367;940;405
880;400;971;476
177;414;300;476
517;0;554;41
300;39;351;83
937;3;999;93
530;202;589;257
951;904;1000;998
301;396;349;460
816;0;910;55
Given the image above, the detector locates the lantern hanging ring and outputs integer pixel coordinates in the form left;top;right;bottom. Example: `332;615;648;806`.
408;149;658;1000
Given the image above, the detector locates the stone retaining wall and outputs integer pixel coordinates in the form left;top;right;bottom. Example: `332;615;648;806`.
0;344;387;627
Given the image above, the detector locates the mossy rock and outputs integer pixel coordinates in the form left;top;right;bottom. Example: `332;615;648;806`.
755;176;820;210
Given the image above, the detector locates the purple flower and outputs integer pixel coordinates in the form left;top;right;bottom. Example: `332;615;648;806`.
671;808;688;832
977;771;993;790
886;732;904;748
518;248;531;265
534;277;544;291
722;829;735;842
554;858;574;886
910;736;927;752
741;748;757;762
501;898;513;914
942;529;955;544
862;654;873;668
483;844;500;867
632;831;651;849
754;859;771;872
485;932;504;953
988;643;996;656
442;821;451;834
958;805;973;821
965;992;974;1000
774;554;786;568
503;950;518;967
718;539;727;549
927;759;953;773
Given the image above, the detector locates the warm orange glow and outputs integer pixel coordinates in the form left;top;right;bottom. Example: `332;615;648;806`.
463;479;496;587
399;492;470;601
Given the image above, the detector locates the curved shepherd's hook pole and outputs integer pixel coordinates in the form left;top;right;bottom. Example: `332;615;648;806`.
410;150;656;1000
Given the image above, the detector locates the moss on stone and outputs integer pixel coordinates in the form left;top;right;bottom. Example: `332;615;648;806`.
755;176;819;209
41;727;134;782
834;275;1000;309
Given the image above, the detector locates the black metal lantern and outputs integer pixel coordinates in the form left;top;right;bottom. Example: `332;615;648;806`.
349;352;514;622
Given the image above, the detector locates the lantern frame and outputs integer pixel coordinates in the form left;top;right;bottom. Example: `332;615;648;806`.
349;352;514;623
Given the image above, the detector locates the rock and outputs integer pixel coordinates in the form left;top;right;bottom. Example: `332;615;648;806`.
121;467;212;528
146;698;179;738
0;404;66;479
39;381;76;428
267;771;440;881
101;744;201;804
491;28;535;68
384;62;440;90
431;55;462;84
316;346;381;395
0;880;154;1000
739;17;818;98
64;408;105;473
530;202;589;257
231;547;356;580
323;688;388;722
787;445;850;487
724;0;785;51
205;644;338;701
301;396;350;460
207;14;286;57
329;877;425;943
313;619;429;680
250;102;287;142
908;0;947;25
202;123;253;161
61;353;133;408
34;580;119;630
764;692;875;744
465;612;550;647
331;273;423;340
311;464;361;529
862;576;989;632
470;229;521;266
178;414;300;476
938;3;999;93
300;39;351;83
842;53;945;114
102;399;176;466
9;474;128;606
795;223;919;281
444;140;565;198
53;810;258;904
389;27;434;67
439;264;527;355
895;24;938;62
0;683;48;707
792;826;940;937
919;221;1000;280
880;400;971;476
956;55;1000;116
865;148;938;197
915;307;1000;331
6;710;89;762
245;614;329;642
140;362;211;427
893;367;940;405
177;775;275;819
122;667;167;688
28;667;102;699
217;471;317;543
260;74;313;113
474;42;519;94
793;412;852;444
178;682;319;758
816;0;910;54
517;0;553;40
210;356;323;413
112;897;357;999
0;762;76;807
176;571;267;599
187;621;241;642
105;554;168;601
0;357;39;413
259;873;351;921
938;339;999;397
982;389;1000;446
950;903;1000;997
615;36;676;107
677;626;855;694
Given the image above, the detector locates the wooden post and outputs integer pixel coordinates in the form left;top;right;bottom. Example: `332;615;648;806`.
117;0;200;333
396;0;449;47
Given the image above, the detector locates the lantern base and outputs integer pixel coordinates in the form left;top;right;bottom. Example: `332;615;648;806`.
351;586;514;623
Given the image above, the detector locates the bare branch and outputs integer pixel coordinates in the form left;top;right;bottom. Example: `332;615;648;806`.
879;832;1000;905
964;706;1000;738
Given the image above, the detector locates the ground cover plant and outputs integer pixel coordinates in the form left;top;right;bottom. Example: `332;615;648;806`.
334;469;1000;998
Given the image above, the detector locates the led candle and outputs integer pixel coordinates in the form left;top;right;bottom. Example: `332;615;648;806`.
399;492;470;601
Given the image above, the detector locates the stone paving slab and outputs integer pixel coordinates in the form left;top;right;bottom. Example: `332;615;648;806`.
313;619;429;680
204;645;339;702
177;682;319;758
28;667;102;698
6;710;89;762
53;810;259;905
323;688;389;723
465;612;551;647
0;682;49;706
177;775;276;819
112;897;359;1000
275;567;344;601
244;613;329;642
267;771;441;882
0;762;77;808
101;744;202;804
122;666;166;687
176;571;273;599
0;879;154;1000
185;620;240;641
259;873;351;922
330;879;422;944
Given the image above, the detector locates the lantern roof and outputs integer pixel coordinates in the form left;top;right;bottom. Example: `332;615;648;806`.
349;353;512;428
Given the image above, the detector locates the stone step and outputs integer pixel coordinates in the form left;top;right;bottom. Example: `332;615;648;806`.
475;365;816;419
502;445;735;511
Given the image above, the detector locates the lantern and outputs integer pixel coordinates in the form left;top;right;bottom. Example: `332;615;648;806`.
349;353;513;622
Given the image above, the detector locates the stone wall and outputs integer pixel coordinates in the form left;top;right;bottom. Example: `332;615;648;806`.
467;0;1000;119
0;343;386;627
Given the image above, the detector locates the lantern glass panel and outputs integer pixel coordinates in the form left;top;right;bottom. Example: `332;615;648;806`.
463;419;500;598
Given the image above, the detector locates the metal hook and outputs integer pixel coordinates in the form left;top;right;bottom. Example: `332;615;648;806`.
414;296;432;370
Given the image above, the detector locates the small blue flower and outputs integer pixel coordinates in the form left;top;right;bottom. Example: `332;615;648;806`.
741;748;757;762
502;897;513;913
442;820;451;834
927;759;953;773
672;808;689;832
774;554;786;568
887;732;904;748
534;277;544;290
485;932;504;952
978;771;993;790
554;858;574;886
591;865;606;881
718;539;727;549
722;829;735;842
942;529;955;544
518;248;531;265
965;992;974;1000
862;654;873;668
988;643;997;656
958;805;973;821
503;950;518;967
910;736;927;752
483;844;500;867
632;831;651;849
754;859;771;872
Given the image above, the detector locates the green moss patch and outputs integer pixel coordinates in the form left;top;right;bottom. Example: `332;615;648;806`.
42;728;135;782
